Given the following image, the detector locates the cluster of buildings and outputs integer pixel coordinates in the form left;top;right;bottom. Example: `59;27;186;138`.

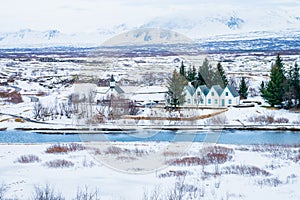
95;75;240;108
183;83;240;107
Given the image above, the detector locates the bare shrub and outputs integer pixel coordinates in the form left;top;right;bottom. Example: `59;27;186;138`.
169;146;233;166
166;176;199;200
251;144;297;160
256;177;283;187
0;183;7;200
222;165;271;176
74;186;100;200
274;117;289;124
45;143;85;154
201;146;234;155
32;184;64;200
105;146;129;155
205;114;228;125
143;186;161;200
248;114;274;124
206;152;232;165
17;155;41;163
105;146;148;157
168;157;207;166
158;170;191;178
45;159;74;168
116;156;137;162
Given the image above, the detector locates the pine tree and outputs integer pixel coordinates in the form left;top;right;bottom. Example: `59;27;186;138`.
198;58;215;87
186;66;196;82
292;62;300;107
167;70;188;109
216;62;228;88
284;65;294;108
275;53;285;73
179;61;185;77
238;77;248;99
260;81;265;95
262;60;285;107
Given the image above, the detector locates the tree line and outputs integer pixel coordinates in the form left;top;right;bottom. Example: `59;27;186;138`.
167;59;249;108
261;54;299;108
179;58;228;89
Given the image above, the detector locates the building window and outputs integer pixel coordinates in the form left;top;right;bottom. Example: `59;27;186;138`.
197;91;201;96
225;92;229;96
208;99;211;104
211;92;214;96
194;99;197;104
228;99;232;104
187;99;191;104
200;99;204;104
215;99;218;104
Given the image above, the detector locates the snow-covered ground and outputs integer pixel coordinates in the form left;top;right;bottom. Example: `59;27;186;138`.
0;142;300;199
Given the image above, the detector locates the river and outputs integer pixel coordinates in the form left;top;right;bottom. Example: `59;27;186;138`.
1;130;300;145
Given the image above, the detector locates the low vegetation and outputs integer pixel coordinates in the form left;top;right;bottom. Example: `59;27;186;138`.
248;114;289;124
168;146;234;166
45;159;74;168
222;165;271;176
0;183;7;200
32;184;64;200
45;143;85;154
17;155;41;163
32;185;101;200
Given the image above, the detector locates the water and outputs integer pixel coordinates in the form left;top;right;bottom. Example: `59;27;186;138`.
1;130;300;145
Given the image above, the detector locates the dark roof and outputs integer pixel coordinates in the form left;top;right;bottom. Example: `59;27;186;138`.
198;85;209;96
114;85;125;94
211;85;223;96
185;85;195;96
227;85;240;97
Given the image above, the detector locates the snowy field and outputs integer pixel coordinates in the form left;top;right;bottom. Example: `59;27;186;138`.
1;142;300;199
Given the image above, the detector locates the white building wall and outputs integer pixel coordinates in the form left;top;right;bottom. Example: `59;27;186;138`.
206;88;221;107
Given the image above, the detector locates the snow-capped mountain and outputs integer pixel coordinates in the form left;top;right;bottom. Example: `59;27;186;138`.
102;28;192;46
0;9;300;48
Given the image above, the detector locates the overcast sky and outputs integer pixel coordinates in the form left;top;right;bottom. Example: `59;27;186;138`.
0;0;299;33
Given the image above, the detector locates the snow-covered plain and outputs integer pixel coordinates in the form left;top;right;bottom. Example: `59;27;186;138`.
1;142;300;199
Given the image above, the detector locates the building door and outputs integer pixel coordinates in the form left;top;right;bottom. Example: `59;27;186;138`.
222;99;225;106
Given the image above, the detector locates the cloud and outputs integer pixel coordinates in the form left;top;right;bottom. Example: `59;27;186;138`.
0;0;299;33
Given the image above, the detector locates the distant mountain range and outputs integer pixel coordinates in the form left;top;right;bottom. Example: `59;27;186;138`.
0;10;300;48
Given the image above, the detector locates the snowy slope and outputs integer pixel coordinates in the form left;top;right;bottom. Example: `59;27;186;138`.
0;8;299;48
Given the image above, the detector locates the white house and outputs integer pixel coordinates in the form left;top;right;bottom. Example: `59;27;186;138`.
206;85;223;107
220;85;240;106
182;84;240;108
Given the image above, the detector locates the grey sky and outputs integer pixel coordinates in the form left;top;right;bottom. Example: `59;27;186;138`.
0;0;299;33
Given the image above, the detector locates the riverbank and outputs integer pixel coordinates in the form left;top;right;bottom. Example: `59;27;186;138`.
4;124;300;134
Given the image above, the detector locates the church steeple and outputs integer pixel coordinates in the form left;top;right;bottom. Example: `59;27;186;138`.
110;74;116;88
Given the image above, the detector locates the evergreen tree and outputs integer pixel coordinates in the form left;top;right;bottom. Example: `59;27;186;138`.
260;81;265;95
262;61;285;107
292;62;300;107
275;53;285;74
179;61;185;77
284;65;294;108
198;58;215;87
238;77;248;99
186;66;196;82
216;62;228;88
167;70;188;109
